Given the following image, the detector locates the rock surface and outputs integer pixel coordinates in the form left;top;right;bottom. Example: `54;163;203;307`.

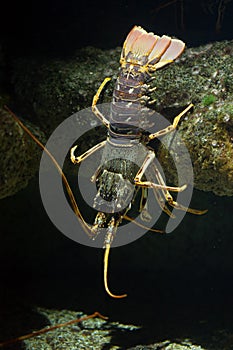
0;108;45;199
1;306;233;350
10;40;233;196
12;47;120;133
155;41;233;196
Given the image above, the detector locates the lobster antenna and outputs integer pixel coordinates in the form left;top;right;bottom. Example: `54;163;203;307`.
4;105;94;238
104;244;127;298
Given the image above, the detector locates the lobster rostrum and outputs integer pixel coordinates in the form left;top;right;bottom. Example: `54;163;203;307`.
6;26;207;300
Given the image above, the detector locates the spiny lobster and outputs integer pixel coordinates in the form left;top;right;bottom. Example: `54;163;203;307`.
6;25;207;299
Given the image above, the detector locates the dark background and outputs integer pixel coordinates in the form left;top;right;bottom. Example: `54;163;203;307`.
1;0;233;348
1;0;233;57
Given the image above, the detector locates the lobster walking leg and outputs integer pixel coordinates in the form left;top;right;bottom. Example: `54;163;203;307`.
134;152;207;215
151;162;208;215
134;151;187;192
70;140;107;164
152;187;175;218
139;187;152;222
148;103;194;140
92;77;111;128
150;163;175;217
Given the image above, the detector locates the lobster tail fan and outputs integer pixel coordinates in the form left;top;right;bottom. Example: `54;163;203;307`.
121;26;159;63
121;26;146;60
121;25;185;70
132;32;159;57
153;39;185;69
147;35;171;64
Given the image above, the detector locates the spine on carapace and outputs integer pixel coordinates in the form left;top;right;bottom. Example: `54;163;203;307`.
109;26;185;139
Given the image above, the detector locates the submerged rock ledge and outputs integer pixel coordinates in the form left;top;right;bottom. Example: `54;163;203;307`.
0;108;44;199
1;39;232;198
1;306;232;350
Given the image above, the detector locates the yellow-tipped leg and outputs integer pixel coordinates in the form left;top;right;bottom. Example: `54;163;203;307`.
166;196;208;215
70;140;106;164
104;244;127;299
92;77;111;128
149;103;194;140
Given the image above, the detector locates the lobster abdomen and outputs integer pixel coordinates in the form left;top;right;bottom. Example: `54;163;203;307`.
109;26;185;139
110;73;147;138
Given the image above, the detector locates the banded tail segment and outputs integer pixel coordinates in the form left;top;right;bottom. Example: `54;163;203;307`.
110;25;186;138
120;25;185;70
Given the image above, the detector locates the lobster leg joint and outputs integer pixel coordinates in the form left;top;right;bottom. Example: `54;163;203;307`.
70;140;107;164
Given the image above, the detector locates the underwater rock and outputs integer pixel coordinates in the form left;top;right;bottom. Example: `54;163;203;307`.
12;47;120;133
154;41;233;196
1;306;232;350
0;108;45;199
11;40;233;196
157;100;233;196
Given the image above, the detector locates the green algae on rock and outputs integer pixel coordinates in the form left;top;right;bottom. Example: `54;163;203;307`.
202;94;217;106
